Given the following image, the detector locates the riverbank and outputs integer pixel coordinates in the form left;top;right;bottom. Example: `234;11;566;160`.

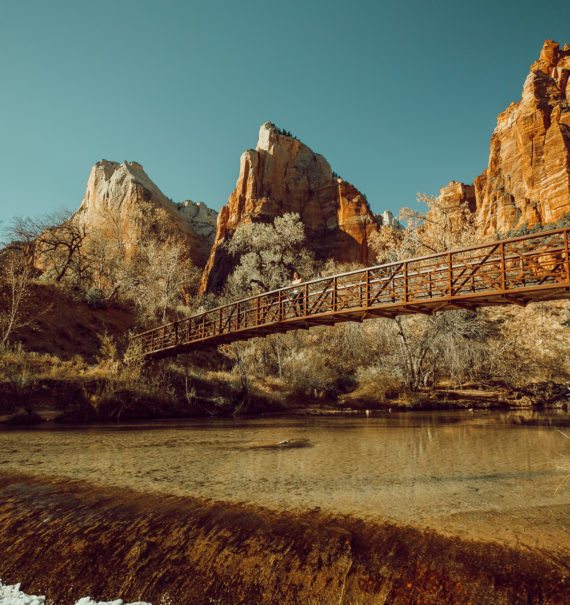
1;372;568;426
0;472;567;605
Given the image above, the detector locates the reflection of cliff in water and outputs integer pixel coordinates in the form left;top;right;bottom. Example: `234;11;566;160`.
0;473;567;605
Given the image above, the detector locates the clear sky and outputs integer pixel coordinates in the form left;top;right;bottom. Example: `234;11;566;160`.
1;0;569;229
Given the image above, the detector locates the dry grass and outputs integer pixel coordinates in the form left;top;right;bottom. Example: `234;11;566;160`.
0;343;98;382
348;366;406;405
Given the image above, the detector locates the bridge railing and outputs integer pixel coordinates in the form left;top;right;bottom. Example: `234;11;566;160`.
132;226;570;356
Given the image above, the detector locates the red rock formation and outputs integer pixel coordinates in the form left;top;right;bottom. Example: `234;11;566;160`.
200;122;379;294
75;160;216;267
443;40;570;235
436;181;477;234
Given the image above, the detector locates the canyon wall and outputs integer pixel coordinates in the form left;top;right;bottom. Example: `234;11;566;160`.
442;40;570;235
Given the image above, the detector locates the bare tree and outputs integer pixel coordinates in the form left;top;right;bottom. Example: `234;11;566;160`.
367;193;487;390
3;209;88;284
2;214;47;267
37;211;88;283
0;252;33;348
226;213;315;297
119;237;200;324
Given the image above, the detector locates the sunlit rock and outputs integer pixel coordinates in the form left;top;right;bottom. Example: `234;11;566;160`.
199;122;381;294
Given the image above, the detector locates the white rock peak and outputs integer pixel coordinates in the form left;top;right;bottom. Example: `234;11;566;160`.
256;121;277;153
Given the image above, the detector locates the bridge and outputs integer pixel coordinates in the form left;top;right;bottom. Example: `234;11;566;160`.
132;226;570;359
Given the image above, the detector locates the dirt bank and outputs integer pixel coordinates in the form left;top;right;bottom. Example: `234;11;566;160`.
0;473;567;604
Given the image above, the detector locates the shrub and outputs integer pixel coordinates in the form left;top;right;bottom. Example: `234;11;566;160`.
86;287;105;309
354;366;406;402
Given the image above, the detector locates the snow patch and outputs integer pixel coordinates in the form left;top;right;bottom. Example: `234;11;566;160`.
0;581;152;605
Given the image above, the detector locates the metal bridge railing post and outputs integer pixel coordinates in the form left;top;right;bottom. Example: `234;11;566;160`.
304;283;308;316
448;252;453;297
256;295;260;326
278;292;283;321
332;277;337;312
366;269;370;308
218;307;223;334
564;229;570;283
500;241;506;292
404;262;408;302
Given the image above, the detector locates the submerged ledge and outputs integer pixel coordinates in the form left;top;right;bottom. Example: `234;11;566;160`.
0;472;567;604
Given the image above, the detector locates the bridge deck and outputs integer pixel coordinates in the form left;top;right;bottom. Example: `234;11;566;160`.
132;227;570;359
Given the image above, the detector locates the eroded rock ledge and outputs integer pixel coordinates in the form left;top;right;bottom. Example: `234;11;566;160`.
0;473;566;604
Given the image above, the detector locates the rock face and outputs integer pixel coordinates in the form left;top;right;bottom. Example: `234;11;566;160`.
199;122;380;294
377;209;401;230
176;200;218;245
443;40;570;235
75;160;216;267
437;181;477;233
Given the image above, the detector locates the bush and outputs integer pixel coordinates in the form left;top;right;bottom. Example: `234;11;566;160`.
353;367;406;402
86;287;105;309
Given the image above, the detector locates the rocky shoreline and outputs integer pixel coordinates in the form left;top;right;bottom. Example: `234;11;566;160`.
0;472;568;605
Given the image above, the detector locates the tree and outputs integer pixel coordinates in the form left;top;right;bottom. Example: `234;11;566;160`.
0;252;33;348
37;212;88;283
3;209;88;285
119;237;201;324
225;213;315;297
370;193;476;265
367;193;487;390
218;213;317;384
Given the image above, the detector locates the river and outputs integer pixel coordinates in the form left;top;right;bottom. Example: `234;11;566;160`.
1;410;568;553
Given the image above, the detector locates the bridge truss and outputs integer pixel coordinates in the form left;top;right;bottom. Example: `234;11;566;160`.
132;227;570;359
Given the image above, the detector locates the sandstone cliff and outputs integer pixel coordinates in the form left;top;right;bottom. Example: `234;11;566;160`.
199;122;383;295
75;160;216;267
441;40;570;235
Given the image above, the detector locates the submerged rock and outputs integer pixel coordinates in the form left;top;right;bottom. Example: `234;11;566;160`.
244;438;313;450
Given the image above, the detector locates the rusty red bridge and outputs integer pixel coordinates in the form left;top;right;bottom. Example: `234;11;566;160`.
133;227;570;359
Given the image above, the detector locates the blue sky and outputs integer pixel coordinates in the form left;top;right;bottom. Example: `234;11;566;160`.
1;0;569;228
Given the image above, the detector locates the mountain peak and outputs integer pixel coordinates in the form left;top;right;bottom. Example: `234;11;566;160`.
256;121;299;153
440;39;570;235
199;122;379;294
75;160;217;266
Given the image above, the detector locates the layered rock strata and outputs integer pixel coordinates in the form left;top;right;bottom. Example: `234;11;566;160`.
437;181;477;233
200;122;380;294
75;160;216;267
442;40;570;235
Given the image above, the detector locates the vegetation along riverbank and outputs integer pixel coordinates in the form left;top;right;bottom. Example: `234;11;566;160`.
0;275;568;425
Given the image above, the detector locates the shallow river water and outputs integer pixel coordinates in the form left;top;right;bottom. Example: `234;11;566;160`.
1;410;569;550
